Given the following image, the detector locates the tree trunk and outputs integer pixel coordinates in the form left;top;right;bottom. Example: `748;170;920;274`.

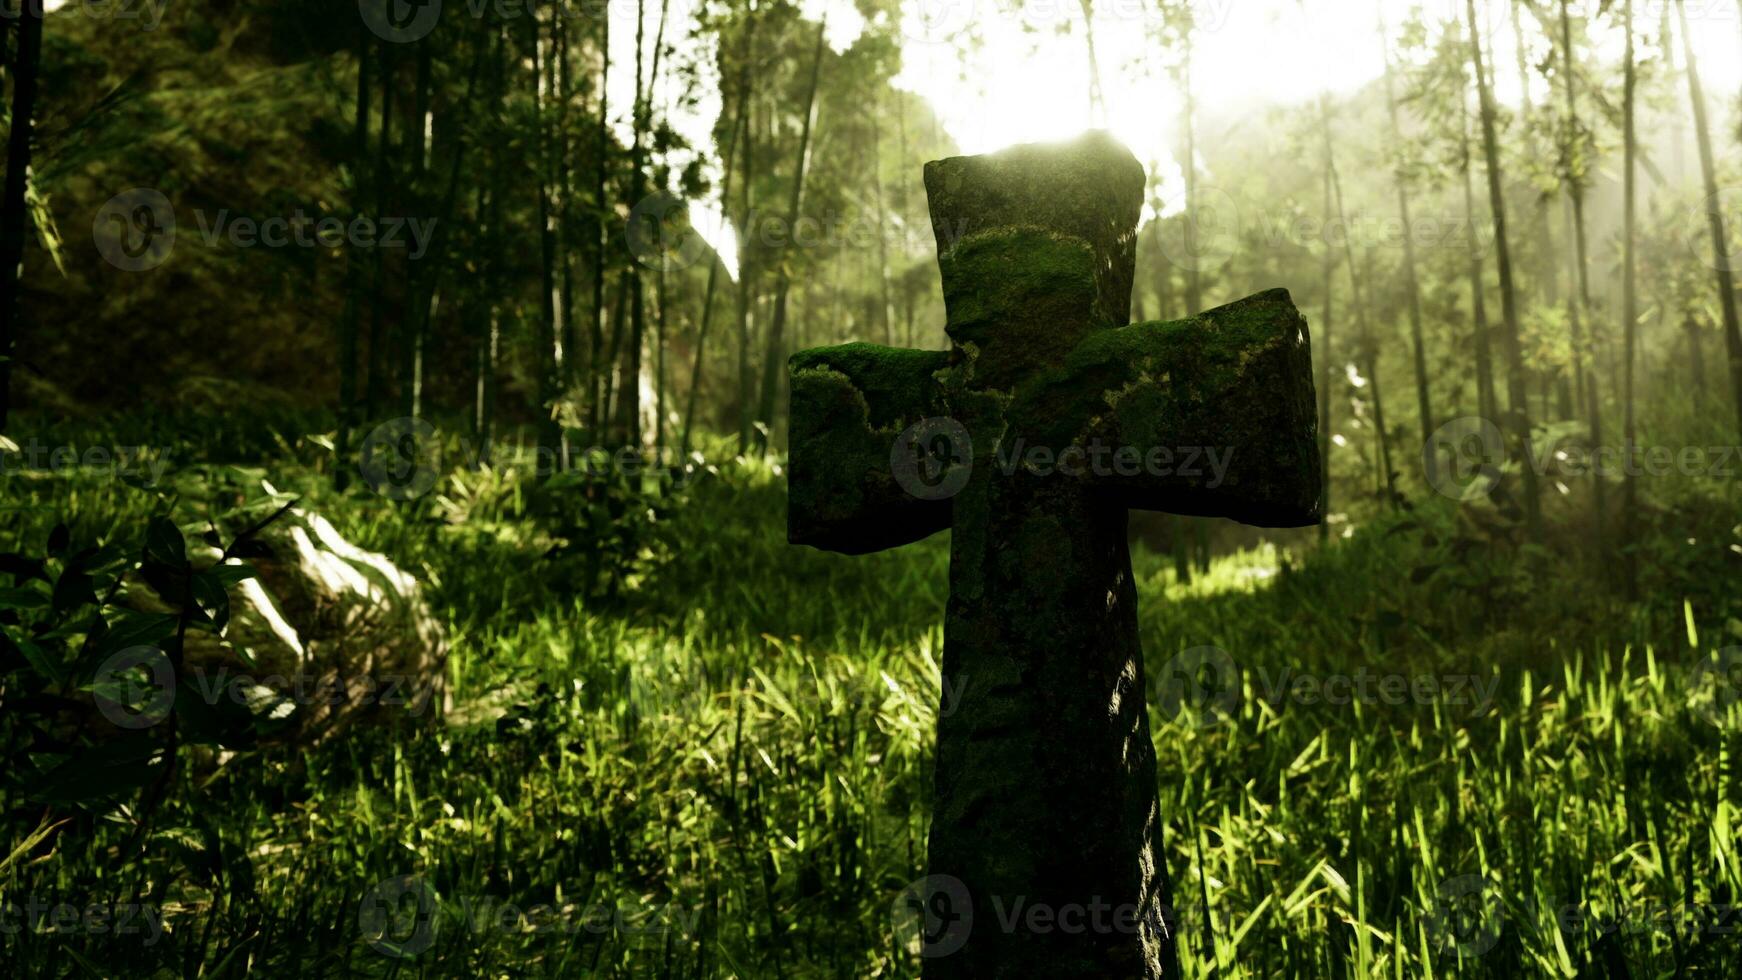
533;17;563;470
335;21;370;486
366;39;395;421
1677;0;1742;439
752;19;827;454
1621;0;1639;594
1457;74;1497;424
678;75;748;462
1467;0;1542;537
590;9;612;440
1317;95;1335;544
1380;12;1435;487
735;19;759;453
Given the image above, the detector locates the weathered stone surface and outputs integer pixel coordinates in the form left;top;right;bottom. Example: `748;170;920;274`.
131;507;449;744
787;344;953;554
925;130;1144;333
1012;288;1322;526
788;132;1320;979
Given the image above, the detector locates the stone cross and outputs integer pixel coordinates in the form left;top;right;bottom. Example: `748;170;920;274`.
786;132;1321;978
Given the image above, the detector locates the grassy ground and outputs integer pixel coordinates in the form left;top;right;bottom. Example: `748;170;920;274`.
2;420;1740;977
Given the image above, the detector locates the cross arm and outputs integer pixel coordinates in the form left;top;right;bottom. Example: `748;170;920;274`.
787;343;954;554
1008;288;1323;527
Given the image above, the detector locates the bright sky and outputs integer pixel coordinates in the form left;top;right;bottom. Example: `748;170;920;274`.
634;0;1742;278
43;0;1742;275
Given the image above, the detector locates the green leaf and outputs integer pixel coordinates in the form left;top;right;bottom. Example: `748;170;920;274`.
0;585;50;609
145;517;188;571
189;570;231;632
51;569;98;618
204;562;259;590
22;736;167;805
92;610;180;662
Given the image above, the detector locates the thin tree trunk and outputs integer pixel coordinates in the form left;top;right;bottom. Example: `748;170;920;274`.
1467;0;1542;537
1622;0;1639;594
367;39;395;421
335;21;370;486
1557;0;1594;426
1677;0;1742;438
558;20;579;400
1182;36;1200;315
735;17;760;455
679;71;748;462
405;25;489;427
1380;13;1435;487
404;39;428;419
590;9;611;440
532;16;562;470
1317;95;1335;544
871;92;896;346
1076;0;1106;123
1458;76;1497;424
753;19;827;454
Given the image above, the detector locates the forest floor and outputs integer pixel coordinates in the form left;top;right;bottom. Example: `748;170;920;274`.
3;416;1740;977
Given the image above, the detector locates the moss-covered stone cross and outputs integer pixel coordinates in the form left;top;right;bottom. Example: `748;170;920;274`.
787;132;1321;978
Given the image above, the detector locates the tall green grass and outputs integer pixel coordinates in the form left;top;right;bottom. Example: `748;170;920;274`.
1;429;1738;976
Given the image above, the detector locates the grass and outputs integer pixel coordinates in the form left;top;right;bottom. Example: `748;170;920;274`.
1;420;1740;977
